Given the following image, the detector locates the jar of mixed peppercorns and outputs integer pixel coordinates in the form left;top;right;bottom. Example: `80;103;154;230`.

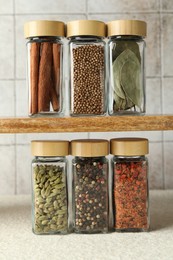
71;139;109;233
31;140;69;235
107;20;147;115
110;138;149;232
67;20;106;116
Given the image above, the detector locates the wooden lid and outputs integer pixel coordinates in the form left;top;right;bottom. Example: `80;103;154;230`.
31;140;69;156
71;139;109;157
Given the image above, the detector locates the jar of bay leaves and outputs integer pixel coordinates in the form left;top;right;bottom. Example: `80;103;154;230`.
24;20;65;117
67;20;106;116
107;20;147;115
71;139;109;233
31;140;69;235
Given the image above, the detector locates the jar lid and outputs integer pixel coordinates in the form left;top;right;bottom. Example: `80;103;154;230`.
31;140;69;156
67;20;106;38
110;138;149;156
107;20;147;37
71;139;109;157
24;20;65;38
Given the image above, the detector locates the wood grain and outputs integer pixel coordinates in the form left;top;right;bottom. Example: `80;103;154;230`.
0;116;173;133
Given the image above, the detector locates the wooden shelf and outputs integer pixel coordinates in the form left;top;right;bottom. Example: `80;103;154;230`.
0;115;173;133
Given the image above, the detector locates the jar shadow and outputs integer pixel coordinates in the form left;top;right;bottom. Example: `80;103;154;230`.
149;190;173;231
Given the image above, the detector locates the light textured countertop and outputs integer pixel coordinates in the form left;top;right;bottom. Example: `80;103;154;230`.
0;191;173;260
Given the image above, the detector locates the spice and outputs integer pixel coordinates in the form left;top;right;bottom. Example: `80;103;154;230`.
107;20;147;115
114;160;148;230
31;41;60;114
110;138;149;231
67;20;106;116
112;47;141;112
24;20;65;116
33;164;68;234
31;140;69;235
72;45;105;115
74;158;108;232
71;139;109;233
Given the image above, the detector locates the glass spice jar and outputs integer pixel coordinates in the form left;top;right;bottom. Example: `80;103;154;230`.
71;139;109;233
110;138;149;232
107;20;147;115
67;20;107;116
24;20;65;117
31;140;69;235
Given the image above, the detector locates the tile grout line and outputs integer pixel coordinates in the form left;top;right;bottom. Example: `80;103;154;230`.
13;0;17;195
159;0;165;189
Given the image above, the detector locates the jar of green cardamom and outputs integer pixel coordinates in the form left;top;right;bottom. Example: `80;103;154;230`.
31;140;69;235
107;20;147;115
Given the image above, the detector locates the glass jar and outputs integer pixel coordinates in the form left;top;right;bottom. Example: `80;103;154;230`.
67;20;106;116
31;140;69;235
71;139;109;233
24;20;65;117
107;20;147;115
110;138;149;232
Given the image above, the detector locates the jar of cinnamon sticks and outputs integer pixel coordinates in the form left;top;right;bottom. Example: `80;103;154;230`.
24;20;65;116
67;20;107;116
110;138;149;232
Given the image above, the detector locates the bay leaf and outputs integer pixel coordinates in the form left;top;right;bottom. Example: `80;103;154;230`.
112;56;126;99
120;49;142;108
112;41;141;63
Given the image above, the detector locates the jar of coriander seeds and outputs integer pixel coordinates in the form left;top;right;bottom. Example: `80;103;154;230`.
110;138;149;232
31;140;69;235
24;20;65;117
67;20;106;116
107;20;147;115
71;139;109;233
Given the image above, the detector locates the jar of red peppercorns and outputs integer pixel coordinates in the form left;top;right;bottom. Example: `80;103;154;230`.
71;139;109;233
110;138;149;232
67;20;106;116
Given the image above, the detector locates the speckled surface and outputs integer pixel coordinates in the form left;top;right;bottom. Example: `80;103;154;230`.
0;190;173;260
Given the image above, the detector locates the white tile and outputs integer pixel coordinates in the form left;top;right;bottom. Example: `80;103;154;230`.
0;134;15;145
16;145;31;194
0;16;14;79
16;80;28;117
89;13;161;77
15;0;86;14
16;14;86;79
0;145;15;194
161;0;173;10
163;131;173;142
0;0;13;14
148;142;163;189
163;78;173;114
146;78;161;115
88;0;159;13
16;132;89;145
162;14;173;76
164;142;173;189
0;81;15;116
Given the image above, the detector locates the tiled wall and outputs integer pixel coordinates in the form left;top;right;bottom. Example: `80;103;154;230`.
0;0;172;194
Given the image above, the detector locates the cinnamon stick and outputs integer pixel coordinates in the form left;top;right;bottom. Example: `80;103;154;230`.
30;42;40;114
38;42;52;112
52;43;60;110
50;84;59;111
